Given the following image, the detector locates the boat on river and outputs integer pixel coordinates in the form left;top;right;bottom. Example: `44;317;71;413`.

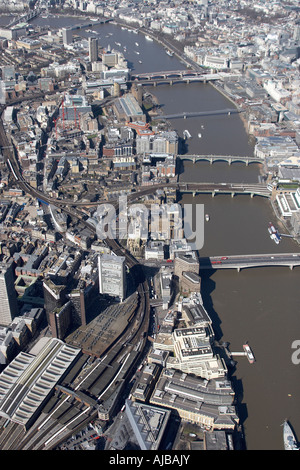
243;342;255;363
183;129;192;139
283;420;299;450
268;222;281;244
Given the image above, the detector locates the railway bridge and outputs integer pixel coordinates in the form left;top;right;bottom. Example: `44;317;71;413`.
8;8;40;27
130;70;222;85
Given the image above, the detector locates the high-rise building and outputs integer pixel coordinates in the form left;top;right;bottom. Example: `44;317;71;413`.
98;254;126;301
62;27;73;46
174;251;199;281
89;37;98;62
43;279;67;325
1;65;15;81
294;20;300;41
0;260;19;326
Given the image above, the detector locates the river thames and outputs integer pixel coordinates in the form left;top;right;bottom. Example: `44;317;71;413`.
3;13;300;450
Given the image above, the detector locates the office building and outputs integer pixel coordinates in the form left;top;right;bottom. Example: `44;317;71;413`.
62;27;72;46
166;327;227;379
0;260;19;326
89;37;98;62
181;271;201;295
174;251;199;280
150;368;238;430
125;399;171;450
1;65;15;80
293;20;300;41
43;278;68;337
98;254;126;301
59;94;92;122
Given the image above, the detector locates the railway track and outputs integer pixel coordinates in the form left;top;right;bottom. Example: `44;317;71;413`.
0;112;151;449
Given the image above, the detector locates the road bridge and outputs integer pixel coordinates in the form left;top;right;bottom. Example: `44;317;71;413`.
177;154;263;166
199;253;300;271
69;17;110;31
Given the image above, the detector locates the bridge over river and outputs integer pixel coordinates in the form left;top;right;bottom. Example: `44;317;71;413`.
177;154;263;165
69;181;271;208
131;70;222;81
199;253;300;271
7;8;40;27
157;108;240;120
177;182;270;198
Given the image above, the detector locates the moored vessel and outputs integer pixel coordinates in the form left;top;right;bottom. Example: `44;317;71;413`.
268;222;281;243
183;129;192;139
283;420;299;450
243;342;255;363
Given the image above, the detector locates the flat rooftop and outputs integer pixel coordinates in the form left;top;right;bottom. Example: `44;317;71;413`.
65;293;138;357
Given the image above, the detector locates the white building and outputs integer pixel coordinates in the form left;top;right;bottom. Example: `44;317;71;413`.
0;261;19;326
263;80;291;103
98;254;126;301
166;327;227;380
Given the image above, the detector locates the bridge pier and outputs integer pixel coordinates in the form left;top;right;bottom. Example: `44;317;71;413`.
193;158;196;164
210;158;213;165
212;191;216;198
231;192;235;198
228;159;232;165
250;193;254;198
290;265;294;270
237;267;241;272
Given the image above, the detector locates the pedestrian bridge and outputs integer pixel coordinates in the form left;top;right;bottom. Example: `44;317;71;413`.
199;253;300;271
157;108;240;120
